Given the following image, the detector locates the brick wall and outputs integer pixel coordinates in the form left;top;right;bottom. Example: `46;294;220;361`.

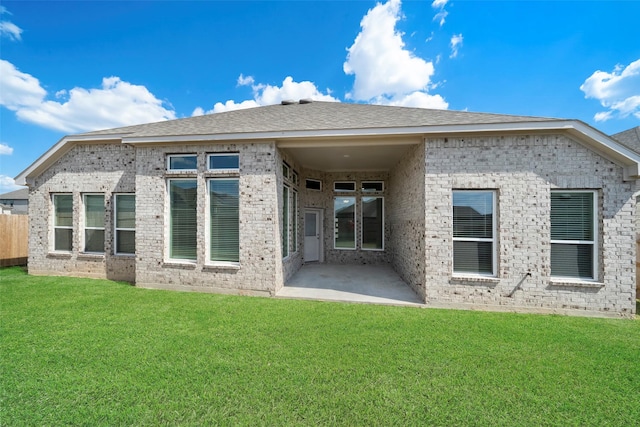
422;134;636;317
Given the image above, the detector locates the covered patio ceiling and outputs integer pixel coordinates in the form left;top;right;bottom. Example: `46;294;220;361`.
278;136;421;172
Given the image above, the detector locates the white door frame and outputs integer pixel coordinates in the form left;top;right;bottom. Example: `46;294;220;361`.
304;208;324;263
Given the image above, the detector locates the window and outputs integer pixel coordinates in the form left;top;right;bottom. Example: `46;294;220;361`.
84;194;105;253
114;194;135;255
305;179;322;191
209;179;239;263
208;153;239;172
453;191;496;276
551;191;597;280
53;194;73;251
334;197;356;249
362;181;384;192
292;190;298;251
334;181;356;192
362;197;384;250
167;154;197;171
292;171;299;186
282;186;290;257
282;163;290;180
169;179;197;260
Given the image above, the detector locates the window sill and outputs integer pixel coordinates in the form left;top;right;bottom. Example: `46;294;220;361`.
112;253;135;258
165;171;197;177
204;170;239;177
78;253;105;260
163;261;197;269
47;251;72;259
549;279;604;288
204;262;240;271
450;275;500;286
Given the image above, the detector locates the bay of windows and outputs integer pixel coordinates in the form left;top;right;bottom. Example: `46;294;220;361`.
550;191;597;280
452;190;496;276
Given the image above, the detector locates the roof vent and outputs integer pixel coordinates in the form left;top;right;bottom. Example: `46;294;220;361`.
299;98;313;104
281;99;297;105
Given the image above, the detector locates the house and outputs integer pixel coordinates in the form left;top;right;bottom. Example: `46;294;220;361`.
0;188;29;215
15;101;640;317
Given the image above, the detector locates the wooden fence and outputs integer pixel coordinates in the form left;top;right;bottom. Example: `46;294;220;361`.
0;215;28;267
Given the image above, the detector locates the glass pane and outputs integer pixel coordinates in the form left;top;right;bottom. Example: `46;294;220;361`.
210;179;239;262
85;229;105;253
334;197;355;249
551;243;593;279
209;154;239;170
362;182;384;192
170;180;197;260
305;179;321;191
282;186;289;257
116;230;135;254
85;195;104;228
453;241;493;274
115;195;135;229
334;182;356;192
362;197;383;250
453;191;493;239
54;228;72;251
54;194;73;227
305;213;316;236
551;192;593;241
169;155;197;170
292;191;298;251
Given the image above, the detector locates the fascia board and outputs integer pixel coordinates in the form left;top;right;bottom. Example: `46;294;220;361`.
14;134;124;186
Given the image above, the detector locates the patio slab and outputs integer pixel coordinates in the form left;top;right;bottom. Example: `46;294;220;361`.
277;263;425;307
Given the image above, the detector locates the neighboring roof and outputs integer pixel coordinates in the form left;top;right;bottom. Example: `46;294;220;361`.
78;101;561;139
611;126;640;155
15;101;640;184
0;188;28;200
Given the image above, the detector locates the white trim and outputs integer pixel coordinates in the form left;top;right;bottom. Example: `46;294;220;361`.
113;193;135;256
51;193;73;253
15;119;640;186
361;181;384;193
452;190;497;277
166;178;198;263
206;177;240;265
167;154;198;172
361;196;385;251
550;189;598;281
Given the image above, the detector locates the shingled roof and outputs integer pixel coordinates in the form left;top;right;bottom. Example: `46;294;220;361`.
79;101;561;138
611;126;640;155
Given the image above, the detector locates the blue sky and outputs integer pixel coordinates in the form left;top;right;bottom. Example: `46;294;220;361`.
1;0;639;193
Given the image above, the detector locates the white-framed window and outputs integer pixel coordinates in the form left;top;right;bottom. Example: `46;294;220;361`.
168;179;197;261
305;179;322;191
282;185;290;258
334;181;356;192
550;190;598;280
452;190;496;276
362;181;384;193
282;162;290;180
52;194;73;252
362;196;384;251
292;171;299;186
167;154;197;172
83;194;105;253
114;194;135;255
334;196;356;249
207;153;239;173
292;189;298;252
209;178;239;263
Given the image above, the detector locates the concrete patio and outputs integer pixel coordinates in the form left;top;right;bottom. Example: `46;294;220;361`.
277;263;425;307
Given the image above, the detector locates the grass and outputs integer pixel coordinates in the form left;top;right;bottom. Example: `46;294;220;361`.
1;266;639;426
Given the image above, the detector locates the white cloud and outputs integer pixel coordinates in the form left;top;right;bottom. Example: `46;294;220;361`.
0;7;22;41
580;58;640;122
450;34;463;58
0;175;23;193
0;60;176;133
193;75;338;115
343;0;446;109
431;0;449;27
0;143;14;155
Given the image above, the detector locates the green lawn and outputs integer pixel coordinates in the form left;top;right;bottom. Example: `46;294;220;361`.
1;267;639;426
